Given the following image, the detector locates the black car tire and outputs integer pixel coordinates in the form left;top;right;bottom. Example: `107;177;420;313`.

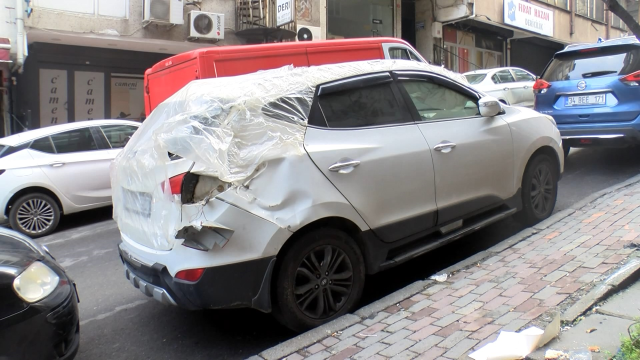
9;193;61;238
273;228;365;332
516;154;558;226
562;142;570;159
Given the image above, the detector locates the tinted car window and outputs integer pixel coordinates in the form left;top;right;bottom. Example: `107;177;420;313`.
319;83;411;128
30;137;56;154
400;80;479;121
465;74;487;84
50;128;98;153
492;70;516;84
543;46;640;81
389;48;411;60
513;69;535;82
100;125;138;148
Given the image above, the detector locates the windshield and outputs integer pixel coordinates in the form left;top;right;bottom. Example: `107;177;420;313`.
542;45;640;81
464;74;487;85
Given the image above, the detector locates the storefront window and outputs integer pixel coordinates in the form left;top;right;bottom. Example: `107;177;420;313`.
327;0;393;39
111;76;145;122
538;0;569;10
442;26;504;72
577;0;605;22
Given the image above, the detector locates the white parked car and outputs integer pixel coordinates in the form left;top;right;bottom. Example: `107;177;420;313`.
463;67;537;108
0;120;140;237
112;60;562;332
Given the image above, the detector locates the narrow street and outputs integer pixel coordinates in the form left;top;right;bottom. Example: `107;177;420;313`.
33;146;640;360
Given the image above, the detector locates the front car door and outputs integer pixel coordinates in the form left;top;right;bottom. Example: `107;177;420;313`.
393;71;516;225
510;68;537;108
30;126;114;207
304;72;437;242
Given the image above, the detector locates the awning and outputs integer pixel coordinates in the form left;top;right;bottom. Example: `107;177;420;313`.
0;38;11;62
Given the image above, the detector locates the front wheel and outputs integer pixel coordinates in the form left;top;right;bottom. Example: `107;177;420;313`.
516;154;558;226
273;228;365;332
9;193;61;238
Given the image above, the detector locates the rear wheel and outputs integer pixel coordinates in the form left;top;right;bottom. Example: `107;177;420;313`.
273;228;365;332
9;193;61;238
516;154;558;226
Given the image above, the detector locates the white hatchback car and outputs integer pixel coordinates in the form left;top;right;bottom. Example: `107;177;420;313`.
464;67;537;108
112;60;562;332
0;120;139;237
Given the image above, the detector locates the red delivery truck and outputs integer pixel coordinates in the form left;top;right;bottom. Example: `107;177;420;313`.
144;37;425;115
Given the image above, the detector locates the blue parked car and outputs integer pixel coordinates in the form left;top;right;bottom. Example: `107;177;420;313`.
534;36;640;158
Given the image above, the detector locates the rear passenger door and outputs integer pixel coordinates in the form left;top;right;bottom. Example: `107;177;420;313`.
304;72;437;242
510;69;536;108
491;70;518;105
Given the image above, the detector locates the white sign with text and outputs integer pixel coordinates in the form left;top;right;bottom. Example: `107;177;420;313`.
276;0;293;26
75;71;105;121
39;69;68;127
504;0;554;37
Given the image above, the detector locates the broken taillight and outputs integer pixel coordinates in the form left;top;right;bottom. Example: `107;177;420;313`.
175;268;205;282
161;173;187;195
620;70;640;86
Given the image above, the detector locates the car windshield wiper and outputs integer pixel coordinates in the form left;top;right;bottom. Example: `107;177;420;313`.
581;71;617;78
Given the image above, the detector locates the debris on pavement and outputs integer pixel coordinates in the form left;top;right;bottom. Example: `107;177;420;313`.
586;328;597;333
545;349;568;359
588;346;600;353
470;313;560;360
429;273;448;282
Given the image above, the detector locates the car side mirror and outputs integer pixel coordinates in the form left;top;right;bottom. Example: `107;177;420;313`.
478;96;503;117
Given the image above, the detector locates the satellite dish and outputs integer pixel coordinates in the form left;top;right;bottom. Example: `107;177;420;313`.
297;27;313;41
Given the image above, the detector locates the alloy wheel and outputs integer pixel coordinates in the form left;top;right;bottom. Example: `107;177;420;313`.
530;163;554;217
293;245;354;319
16;199;55;234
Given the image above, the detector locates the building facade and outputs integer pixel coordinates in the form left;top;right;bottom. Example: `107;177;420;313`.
1;0;639;136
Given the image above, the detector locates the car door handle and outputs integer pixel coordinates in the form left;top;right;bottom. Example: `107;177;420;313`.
523;85;529;89
434;141;457;153
504;87;510;91
50;162;65;167
329;159;361;173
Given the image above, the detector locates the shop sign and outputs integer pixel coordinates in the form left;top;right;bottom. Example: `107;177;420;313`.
276;0;293;26
75;71;105;121
39;69;68;128
504;0;554;37
111;76;145;121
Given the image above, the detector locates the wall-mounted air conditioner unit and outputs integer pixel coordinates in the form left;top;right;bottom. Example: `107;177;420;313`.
296;25;322;41
189;11;224;39
143;0;184;25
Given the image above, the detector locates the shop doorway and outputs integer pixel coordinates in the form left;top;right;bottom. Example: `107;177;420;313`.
327;0;394;39
401;0;416;47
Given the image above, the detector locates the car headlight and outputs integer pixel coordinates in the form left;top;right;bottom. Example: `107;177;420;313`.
13;261;60;303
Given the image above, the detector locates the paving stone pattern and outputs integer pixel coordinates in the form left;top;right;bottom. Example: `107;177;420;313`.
267;185;640;360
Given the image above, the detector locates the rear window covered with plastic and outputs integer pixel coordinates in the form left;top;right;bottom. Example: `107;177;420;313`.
542;45;640;81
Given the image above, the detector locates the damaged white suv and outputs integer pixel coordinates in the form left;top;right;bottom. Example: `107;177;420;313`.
112;60;563;332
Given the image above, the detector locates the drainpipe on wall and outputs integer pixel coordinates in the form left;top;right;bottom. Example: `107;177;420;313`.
570;0;575;35
605;5;611;39
13;0;25;73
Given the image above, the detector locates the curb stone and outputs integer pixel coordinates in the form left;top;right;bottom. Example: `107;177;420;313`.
256;174;640;360
561;258;640;323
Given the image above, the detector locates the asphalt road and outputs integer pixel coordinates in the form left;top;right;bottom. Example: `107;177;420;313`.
32;146;640;360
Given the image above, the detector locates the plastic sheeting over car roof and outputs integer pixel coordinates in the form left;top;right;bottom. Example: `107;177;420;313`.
110;60;468;250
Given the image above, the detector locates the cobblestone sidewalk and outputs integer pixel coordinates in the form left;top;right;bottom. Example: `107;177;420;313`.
254;180;640;360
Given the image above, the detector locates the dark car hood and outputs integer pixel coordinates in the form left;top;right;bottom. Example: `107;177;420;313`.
0;232;43;280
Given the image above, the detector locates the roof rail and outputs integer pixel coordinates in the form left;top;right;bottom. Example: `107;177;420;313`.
564;35;638;49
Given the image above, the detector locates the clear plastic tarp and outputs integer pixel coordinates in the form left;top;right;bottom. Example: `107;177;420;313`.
111;60;469;250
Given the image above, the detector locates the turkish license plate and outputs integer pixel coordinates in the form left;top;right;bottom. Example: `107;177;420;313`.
122;189;152;217
565;94;606;106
